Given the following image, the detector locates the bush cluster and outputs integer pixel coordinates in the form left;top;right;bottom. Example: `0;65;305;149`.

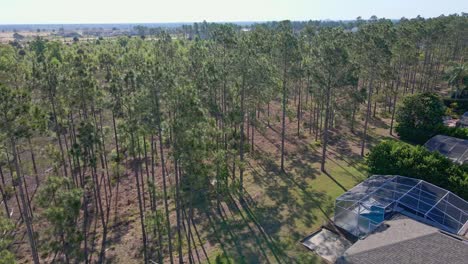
367;140;468;200
396;92;468;144
435;125;468;140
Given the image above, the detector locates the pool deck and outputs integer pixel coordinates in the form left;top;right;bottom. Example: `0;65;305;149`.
301;227;352;263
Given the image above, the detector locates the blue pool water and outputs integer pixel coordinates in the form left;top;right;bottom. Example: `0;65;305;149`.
361;212;384;223
361;206;385;223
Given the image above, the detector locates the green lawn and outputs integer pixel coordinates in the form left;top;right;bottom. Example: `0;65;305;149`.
201;134;368;264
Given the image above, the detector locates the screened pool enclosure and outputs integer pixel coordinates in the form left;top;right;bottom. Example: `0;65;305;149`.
334;175;468;238
424;135;468;164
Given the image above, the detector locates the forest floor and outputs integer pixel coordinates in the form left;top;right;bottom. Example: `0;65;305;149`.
10;102;394;264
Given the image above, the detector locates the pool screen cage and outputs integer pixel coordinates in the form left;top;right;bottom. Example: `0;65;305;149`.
334;175;468;238
424;135;468;164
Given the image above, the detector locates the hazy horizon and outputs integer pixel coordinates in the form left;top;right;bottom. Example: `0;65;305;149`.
1;0;467;25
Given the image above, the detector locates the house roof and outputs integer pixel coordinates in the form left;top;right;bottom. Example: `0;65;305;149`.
338;215;468;264
458;118;468;126
424;135;468;164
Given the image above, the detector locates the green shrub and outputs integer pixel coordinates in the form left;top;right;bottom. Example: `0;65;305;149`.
435;125;468;140
0;215;14;264
395;93;446;144
367;140;468;199
395;92;468;143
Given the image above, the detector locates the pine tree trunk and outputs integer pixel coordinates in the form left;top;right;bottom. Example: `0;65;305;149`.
137;137;147;210
82;177;89;264
18;153;33;218
373;84;379;118
150;134;163;263
239;74;245;193
157;117;174;264
280;57;287;172
12;138;40;264
90;145;108;264
390;68;402;135
131;132;148;263
351;103;357;134
321;78;332;172
143;136;151;208
267;102;270;127
150;135;157;213
174;160;183;264
315;100;320;142
5;151;23;221
0;165;10;217
28;138;39;186
251;109;255;153
99;111;112;205
361;77;374;157
50;96;68;178
297;79;302;137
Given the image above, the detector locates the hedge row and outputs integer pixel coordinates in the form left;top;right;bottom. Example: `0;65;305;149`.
436;125;468;140
396;125;468;145
367;140;468;200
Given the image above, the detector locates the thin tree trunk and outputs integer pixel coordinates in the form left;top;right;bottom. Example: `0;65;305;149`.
239;74;245;193
280;55;287;172
18;153;33;218
267;102;270;127
321;77;332;172
0;165;10;217
50;96;68;178
143;135;151;207
131;132;148;264
150;134;163;263
373;83;379;118
5;151;23;221
390;67;402;135
91;145;108;264
12;138;40;264
99;111;112;204
27;138;39;186
297;78;302;137
361;77;374;157
251;110;255;153
157;115;174;264
174;160;183;264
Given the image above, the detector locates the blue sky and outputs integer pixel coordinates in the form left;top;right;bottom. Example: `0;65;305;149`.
0;0;466;24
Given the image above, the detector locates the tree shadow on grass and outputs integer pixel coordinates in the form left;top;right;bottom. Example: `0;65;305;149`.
203;120;353;263
369;116;390;130
200;148;335;263
244;152;335;262
325;153;365;184
322;169;347;193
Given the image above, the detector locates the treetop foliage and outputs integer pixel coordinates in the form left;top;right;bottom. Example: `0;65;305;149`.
396;92;468;143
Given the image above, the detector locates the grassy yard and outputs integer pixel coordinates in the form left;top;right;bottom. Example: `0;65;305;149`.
198;119;374;264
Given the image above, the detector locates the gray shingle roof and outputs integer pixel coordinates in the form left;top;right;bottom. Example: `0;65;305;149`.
338;215;468;264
